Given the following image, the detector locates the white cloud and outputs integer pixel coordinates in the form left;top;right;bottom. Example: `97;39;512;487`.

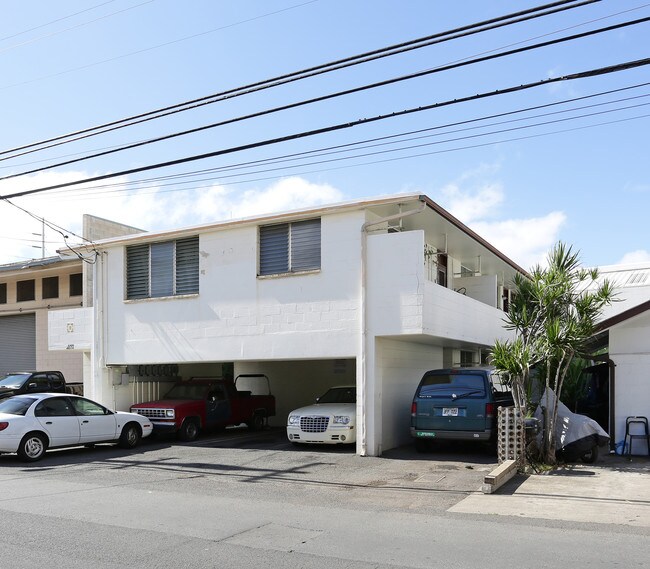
441;182;504;223
472;212;567;269
433;172;566;269
617;250;650;264
0;173;344;264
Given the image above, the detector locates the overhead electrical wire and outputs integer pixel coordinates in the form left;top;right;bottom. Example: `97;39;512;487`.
2;56;648;201
0;0;118;43
38;82;650;199
46;96;650;201
1;0;320;91
0;198;98;264
48;111;650;204
0;0;598;160
3;13;648;182
0;0;156;55
0;1;604;264
6;1;632;173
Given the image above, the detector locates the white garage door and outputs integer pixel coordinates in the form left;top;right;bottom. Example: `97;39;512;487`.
0;313;36;374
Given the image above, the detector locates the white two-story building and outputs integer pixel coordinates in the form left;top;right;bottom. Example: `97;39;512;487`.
52;193;524;456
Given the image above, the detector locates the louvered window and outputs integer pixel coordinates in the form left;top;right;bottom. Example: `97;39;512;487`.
126;237;199;299
259;218;321;276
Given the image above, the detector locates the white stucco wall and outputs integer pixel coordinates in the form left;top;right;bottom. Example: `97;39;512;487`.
48;307;93;352
234;359;356;428
366;231;424;336
374;338;443;454
101;211;364;365
454;274;498;307
609;311;650;450
366;230;512;346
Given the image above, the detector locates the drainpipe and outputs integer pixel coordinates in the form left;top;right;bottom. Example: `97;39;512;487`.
359;197;427;456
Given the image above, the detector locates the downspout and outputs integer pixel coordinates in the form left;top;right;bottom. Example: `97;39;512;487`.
359;197;427;456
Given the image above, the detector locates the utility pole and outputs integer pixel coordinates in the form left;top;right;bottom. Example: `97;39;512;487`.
31;218;45;258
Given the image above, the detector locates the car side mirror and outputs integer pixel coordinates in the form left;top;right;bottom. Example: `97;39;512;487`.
28;382;37;390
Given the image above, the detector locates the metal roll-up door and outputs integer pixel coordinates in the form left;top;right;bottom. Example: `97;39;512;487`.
0;313;36;374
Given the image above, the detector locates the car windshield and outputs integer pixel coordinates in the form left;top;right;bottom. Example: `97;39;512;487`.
0;395;37;415
0;373;29;389
163;384;208;400
418;373;486;398
318;387;356;404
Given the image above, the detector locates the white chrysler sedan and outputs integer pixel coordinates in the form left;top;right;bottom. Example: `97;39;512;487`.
0;393;153;462
287;386;356;445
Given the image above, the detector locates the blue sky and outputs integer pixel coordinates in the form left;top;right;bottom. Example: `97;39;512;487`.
0;0;648;269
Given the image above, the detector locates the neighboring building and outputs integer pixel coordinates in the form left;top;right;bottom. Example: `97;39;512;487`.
586;262;650;451
0;256;84;379
58;193;526;456
0;215;141;381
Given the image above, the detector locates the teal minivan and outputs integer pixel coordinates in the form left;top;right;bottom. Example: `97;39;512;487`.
410;367;512;451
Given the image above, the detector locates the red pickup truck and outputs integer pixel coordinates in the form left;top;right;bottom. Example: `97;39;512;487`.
130;375;276;441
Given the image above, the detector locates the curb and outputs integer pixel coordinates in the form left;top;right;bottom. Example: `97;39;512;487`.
482;459;518;494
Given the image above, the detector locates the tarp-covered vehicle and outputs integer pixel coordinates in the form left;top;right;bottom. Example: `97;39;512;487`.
534;388;609;463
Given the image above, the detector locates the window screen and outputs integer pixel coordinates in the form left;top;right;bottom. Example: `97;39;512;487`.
259;218;320;276
69;273;83;297
0;283;6;304
126;237;199;300
17;279;35;302
42;276;59;299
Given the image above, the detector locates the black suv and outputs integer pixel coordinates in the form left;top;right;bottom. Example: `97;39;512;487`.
0;371;67;400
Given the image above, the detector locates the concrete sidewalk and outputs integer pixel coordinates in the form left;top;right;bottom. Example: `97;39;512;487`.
449;453;650;527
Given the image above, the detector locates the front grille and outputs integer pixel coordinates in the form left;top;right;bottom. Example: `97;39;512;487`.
300;416;329;433
133;408;169;419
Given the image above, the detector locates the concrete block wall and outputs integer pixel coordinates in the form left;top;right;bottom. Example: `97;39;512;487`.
370;338;443;454
103;211;364;365
235;359;356;427
609;310;650;448
36;311;83;382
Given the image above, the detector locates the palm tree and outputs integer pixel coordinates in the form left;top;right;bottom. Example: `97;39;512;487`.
491;242;615;464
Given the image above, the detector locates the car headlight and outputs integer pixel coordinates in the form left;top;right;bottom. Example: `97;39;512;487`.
333;415;351;425
165;409;175;418
288;415;301;426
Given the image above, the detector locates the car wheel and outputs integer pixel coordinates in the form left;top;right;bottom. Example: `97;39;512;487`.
178;418;200;442
17;432;48;462
248;413;266;431
118;423;141;449
581;444;599;464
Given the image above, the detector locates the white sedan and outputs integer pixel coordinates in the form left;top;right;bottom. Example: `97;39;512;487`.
0;393;153;462
287;386;356;445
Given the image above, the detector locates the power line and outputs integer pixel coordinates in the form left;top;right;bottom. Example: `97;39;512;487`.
41;82;650;198
4;1;624;173
3;57;648;201
0;0;156;55
4;13;647;181
50;111;650;204
0;0;320;91
50;96;650;200
0;0;596;160
0;0;118;43
0;199;98;264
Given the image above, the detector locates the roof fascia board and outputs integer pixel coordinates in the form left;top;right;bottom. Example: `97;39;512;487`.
77;193;425;251
594;299;650;332
422;196;528;276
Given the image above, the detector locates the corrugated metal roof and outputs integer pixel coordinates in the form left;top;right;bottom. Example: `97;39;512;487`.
595;264;650;288
0;256;68;273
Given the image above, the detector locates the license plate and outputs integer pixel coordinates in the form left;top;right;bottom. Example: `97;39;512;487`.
442;407;459;417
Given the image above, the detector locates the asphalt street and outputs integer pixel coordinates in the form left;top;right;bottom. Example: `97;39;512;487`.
0;428;647;569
